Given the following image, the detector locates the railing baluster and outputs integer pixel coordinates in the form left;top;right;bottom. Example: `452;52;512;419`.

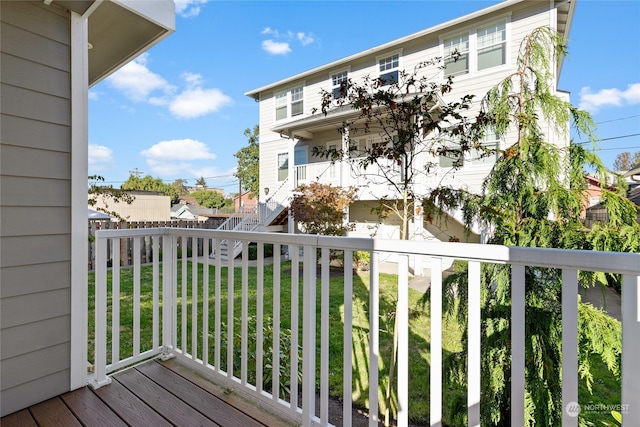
302;245;317;427
468;261;481;427
241;240;249;385
430;257;443;427
397;254;409;427
161;232;174;359
622;273;640;425
192;237;198;361
181;236;187;356
256;242;264;393
562;269;579;427
112;238;121;365
133;237;141;357
227;241;235;379
343;250;354;427
291;244;300;410
203;237;209;367
152;235;159;350
272;244;281;401
320;247;330;425
511;264;525;426
369;251;380;427
214;238;222;371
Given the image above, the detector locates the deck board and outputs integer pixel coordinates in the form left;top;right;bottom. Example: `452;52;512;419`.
1;358;296;427
29;397;83;427
92;376;172;427
61;386;128;427
113;368;220;427
0;409;37;426
137;361;265;427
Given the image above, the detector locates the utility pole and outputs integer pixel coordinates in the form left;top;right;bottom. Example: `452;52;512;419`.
129;168;144;177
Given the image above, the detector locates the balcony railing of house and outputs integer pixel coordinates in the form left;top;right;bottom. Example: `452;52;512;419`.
90;228;640;427
294;161;340;187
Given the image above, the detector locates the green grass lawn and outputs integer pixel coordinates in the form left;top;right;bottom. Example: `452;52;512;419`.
88;261;621;426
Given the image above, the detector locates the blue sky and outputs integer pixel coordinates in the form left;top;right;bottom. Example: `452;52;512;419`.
88;0;640;192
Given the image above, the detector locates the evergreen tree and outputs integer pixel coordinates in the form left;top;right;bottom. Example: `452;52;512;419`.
234;125;260;197
426;27;638;426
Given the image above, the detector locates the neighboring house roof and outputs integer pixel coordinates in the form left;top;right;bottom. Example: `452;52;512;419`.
88;208;112;220
245;0;575;99
625;165;640;182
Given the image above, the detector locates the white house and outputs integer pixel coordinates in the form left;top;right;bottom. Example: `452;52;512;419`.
245;0;575;244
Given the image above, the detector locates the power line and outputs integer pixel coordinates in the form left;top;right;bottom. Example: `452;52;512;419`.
596;114;640;125
576;133;640;145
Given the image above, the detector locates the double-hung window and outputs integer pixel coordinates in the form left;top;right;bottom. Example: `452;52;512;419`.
291;86;303;116
332;71;349;99
275;91;287;120
443;33;469;76
378;54;399;85
477;21;506;70
469;131;500;165
275;86;304;120
439;138;465;168
442;18;508;76
277;152;289;181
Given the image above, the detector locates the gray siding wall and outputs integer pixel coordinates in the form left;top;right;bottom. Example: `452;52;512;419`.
0;1;72;416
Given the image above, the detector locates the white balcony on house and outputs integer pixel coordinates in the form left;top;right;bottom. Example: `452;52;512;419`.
80;228;639;427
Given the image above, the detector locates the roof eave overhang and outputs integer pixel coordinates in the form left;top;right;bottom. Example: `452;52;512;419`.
47;0;175;86
87;0;175;86
272;93;443;140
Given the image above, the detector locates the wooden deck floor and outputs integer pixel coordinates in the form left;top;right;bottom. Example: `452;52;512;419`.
1;358;295;427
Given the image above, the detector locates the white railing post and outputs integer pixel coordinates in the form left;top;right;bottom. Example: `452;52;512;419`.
468;261;481;427
622;273;640;425
368;251;380;427
90;234;112;389
320;247;330;425
511;264;526;426
161;231;175;360
302;245;317;427
430;257;443;427
343;250;354;427
562;269;579;427
397;254;409;426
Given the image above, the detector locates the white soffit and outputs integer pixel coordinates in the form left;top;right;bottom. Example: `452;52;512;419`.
87;0;175;86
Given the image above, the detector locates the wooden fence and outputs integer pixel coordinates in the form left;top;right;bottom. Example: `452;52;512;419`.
88;219;225;270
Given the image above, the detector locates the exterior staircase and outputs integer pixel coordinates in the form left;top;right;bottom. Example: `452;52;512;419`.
210;179;290;261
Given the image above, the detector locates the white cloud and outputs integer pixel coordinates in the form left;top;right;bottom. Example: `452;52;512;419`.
106;53;174;102
88;144;113;170
141;139;223;178
174;0;208;17
260;27;316;54
297;32;315;46
141;139;217;161
578;83;640;113
262;39;291;55
88;90;100;100
107;54;231;119
170;87;232;119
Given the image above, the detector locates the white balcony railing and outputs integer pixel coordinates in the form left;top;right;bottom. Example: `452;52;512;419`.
90;228;640;426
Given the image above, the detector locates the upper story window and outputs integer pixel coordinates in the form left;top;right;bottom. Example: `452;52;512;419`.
275;86;304;121
291;86;304;116
442;17;508;77
275;91;287;120
443;33;470;76
378;54;399;85
332;71;349;99
477;21;506;70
